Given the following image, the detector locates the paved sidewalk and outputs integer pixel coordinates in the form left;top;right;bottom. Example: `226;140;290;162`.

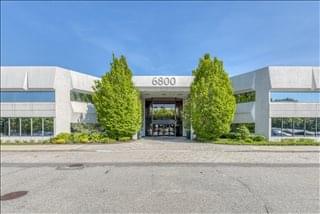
1;138;319;165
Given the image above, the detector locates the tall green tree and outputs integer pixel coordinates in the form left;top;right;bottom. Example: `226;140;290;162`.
92;55;141;139
186;54;236;141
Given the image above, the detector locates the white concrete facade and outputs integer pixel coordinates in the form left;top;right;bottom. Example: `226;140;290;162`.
1;66;319;141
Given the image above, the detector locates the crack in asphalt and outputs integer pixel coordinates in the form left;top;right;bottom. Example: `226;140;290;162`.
216;169;272;214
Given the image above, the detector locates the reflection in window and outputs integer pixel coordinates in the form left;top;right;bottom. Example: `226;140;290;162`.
293;118;305;136
0;91;55;102
10;118;20;136
317;118;320;136
0;117;55;137
271;117;320;137
43;118;54;136
305;118;316;136
32;118;43;136
0;118;9;136
70;91;93;103
152;104;176;120
21;118;31;136
234;91;255;104
271;118;282;136
282;118;293;137
270;92;320;103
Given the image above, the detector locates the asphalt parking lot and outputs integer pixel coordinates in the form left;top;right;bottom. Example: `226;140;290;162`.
1;138;320;213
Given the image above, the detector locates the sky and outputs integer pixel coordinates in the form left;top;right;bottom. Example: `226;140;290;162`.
1;1;319;77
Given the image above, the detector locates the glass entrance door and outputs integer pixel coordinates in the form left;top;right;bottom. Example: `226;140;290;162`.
145;99;183;137
151;103;176;136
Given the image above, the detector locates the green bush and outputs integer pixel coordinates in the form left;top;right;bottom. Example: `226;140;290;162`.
88;132;104;143
251;135;266;142
221;132;240;139
72;133;89;144
50;133;72;144
279;138;318;145
118;136;131;142
236;125;250;140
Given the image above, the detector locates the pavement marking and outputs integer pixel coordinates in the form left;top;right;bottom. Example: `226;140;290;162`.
96;150;113;153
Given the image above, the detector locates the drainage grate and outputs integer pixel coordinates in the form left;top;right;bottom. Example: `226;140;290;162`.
1;191;28;201
56;163;84;170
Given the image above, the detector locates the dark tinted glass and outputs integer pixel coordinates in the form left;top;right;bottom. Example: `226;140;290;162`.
32;118;43;136
43;118;54;136
0;91;55;102
0;118;9;136
10;118;20;136
234;91;255;104
70;91;92;103
317;118;320;137
271;118;282;136
21;118;31;136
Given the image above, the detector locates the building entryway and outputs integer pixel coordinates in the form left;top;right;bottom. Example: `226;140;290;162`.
145;98;183;137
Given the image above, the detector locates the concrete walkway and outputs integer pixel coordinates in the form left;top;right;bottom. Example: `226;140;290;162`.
1;138;319;165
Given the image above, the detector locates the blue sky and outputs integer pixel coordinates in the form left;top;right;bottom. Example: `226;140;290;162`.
1;1;319;77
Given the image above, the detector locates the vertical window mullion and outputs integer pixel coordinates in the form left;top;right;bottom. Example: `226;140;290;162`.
31;118;33;136
42;118;44;136
8;118;11;137
19;118;21;136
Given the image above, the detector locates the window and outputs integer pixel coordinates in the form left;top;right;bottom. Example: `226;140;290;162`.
293;118;305;136
305;118;316;136
0;118;9;136
43;118;54;136
70;91;93;103
21;118;31;136
317;118;320;136
0;117;54;137
234;91;255;104
282;118;293;137
271;118;282;136
271;117;319;137
0;91;55;102
231;123;255;133
10;118;20;136
270;92;320;103
32;118;43;136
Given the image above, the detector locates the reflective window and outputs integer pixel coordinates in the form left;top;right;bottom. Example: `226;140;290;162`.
10;118;20;136
271;118;282;136
0;91;55;102
293;118;305;136
32;118;43;136
282;118;293;137
305;118;316;136
317;118;320;136
270;92;320;103
234;91;255;104
43;118;54;136
0;118;9;136
70;91;92;103
21;118;31;136
271;117;319;137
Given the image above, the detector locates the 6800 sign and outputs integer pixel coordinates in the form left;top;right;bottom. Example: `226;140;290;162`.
152;77;176;86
